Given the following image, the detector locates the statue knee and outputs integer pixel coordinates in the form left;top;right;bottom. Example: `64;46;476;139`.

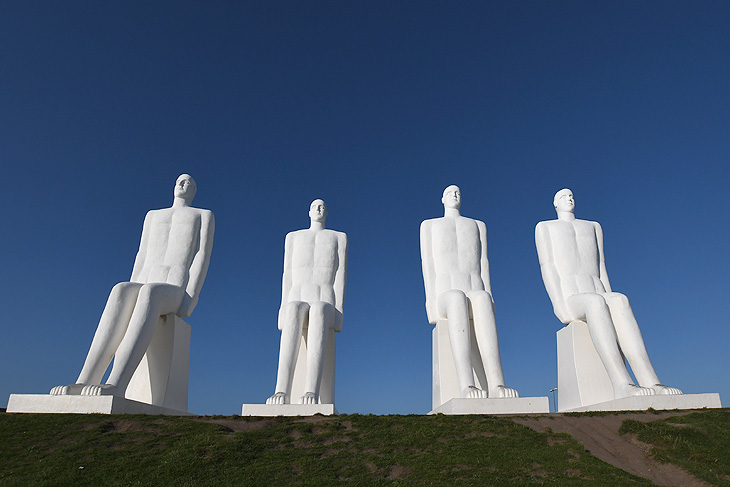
468;290;494;309
111;281;134;295
606;292;630;308
581;294;609;315
439;290;467;307
285;301;307;318
308;302;335;328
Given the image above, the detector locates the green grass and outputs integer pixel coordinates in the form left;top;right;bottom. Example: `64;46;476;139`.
0;413;655;486
619;409;730;487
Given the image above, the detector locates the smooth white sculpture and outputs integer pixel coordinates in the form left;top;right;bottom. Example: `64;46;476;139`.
420;185;518;409
265;199;347;407
49;174;214;407
536;188;681;409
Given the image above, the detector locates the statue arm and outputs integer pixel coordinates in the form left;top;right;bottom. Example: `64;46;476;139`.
535;223;570;324
130;212;153;282
333;233;348;332
595;222;612;293
277;232;294;331
478;220;492;295
420;221;438;324
178;210;215;318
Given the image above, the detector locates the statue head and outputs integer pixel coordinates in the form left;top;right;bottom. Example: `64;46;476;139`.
442;185;461;210
174;174;197;202
309;199;327;223
553;188;574;214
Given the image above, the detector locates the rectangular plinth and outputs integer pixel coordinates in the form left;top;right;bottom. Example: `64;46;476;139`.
562;393;722;413
7;394;190;416
428;396;550;415
241;404;338;417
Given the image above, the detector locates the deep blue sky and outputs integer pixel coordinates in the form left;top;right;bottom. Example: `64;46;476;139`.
2;2;728;414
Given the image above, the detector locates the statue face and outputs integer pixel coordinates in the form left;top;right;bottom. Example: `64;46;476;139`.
309;199;327;223
174;174;197;200
554;189;575;213
442;185;461;210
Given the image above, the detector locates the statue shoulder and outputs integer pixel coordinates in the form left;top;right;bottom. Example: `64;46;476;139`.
420;217;438;228
323;228;347;240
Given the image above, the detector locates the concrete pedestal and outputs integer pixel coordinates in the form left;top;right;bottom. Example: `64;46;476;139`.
557;320;615;411
126;314;190;411
241;403;338;417
562;393;722;412
7;394;190;415
432;319;490;409
557;321;722;412
429;396;550;415
7;314;191;415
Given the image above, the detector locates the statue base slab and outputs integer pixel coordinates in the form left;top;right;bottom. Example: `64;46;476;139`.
428;396;550;415
561;392;722;412
241;403;338;416
6;394;190;415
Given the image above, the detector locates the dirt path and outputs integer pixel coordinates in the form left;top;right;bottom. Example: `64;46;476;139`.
513;411;712;487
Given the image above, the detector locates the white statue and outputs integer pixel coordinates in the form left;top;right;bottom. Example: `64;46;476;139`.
535;188;681;399
51;174;215;398
420;185;518;399
266;199;348;405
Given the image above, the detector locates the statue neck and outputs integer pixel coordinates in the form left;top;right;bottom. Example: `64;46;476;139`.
557;211;576;222
172;196;191;208
444;207;461;218
310;221;325;231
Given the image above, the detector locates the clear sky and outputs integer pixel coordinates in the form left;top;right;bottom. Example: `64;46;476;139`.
2;2;728;414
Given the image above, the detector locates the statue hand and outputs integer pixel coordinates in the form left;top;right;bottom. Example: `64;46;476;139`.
553;304;571;325
425;300;438;324
177;294;195;318
334;310;344;332
277;308;285;331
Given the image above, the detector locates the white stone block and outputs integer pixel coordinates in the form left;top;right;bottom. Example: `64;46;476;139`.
433;319;490;409
562;393;722;412
126;314;190;412
241;403;338;417
429;397;550;415
6;394;190;415
557;320;613;411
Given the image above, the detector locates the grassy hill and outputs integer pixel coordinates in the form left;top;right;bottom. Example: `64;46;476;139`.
1;409;728;486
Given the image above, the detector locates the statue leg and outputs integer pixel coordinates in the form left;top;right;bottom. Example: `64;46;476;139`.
565;293;654;398
51;282;142;395
267;301;308;404
604;293;681;395
438;290;485;399
81;283;184;397
300;301;335;405
468;291;517;398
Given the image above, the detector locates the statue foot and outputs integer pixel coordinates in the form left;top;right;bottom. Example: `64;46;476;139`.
489;385;519;399
652;384;683;395
615;383;655;398
463;386;488;399
300;392;318;405
80;384;120;396
266;392;288;405
50;384;85;395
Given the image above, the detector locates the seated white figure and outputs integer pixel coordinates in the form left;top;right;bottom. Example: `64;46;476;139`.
535;188;681;399
267;199;348;405
420;185;518;400
51;174;214;399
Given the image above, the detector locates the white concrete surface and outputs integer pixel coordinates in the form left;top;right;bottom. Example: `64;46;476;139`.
7;394;191;415
242;403;338;416
429;397;550;415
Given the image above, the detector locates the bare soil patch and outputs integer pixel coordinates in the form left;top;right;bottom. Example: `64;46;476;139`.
514;411;712;487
